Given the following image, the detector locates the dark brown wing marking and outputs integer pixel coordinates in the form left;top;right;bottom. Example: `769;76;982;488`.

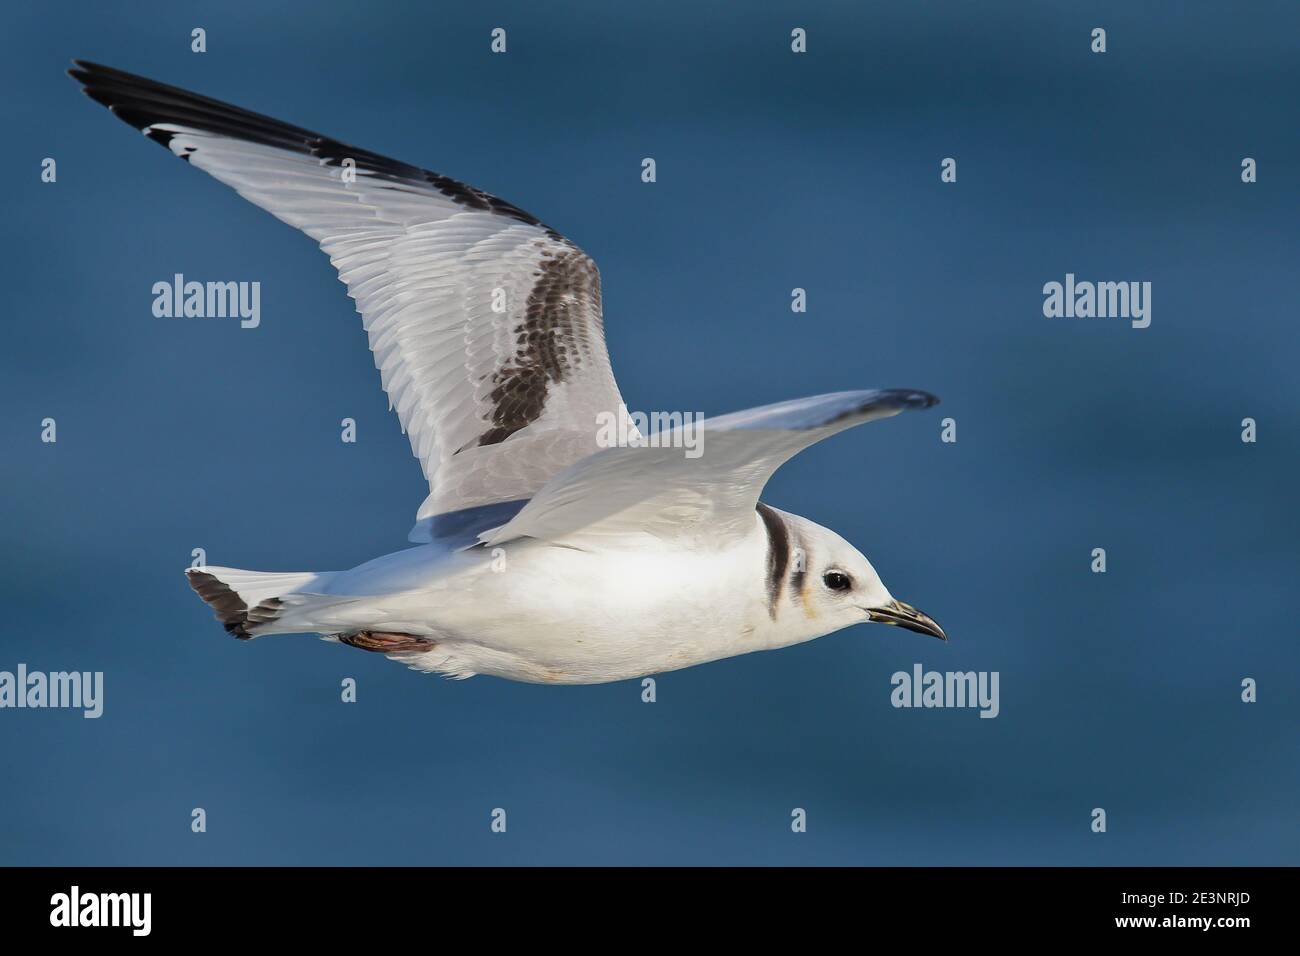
473;249;602;448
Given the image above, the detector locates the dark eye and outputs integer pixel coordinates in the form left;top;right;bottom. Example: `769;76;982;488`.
822;570;853;592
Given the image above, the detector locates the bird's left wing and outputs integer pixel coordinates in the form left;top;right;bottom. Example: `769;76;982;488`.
69;61;630;541
482;389;939;548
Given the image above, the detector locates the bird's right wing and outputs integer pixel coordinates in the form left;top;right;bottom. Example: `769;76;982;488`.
482;389;939;548
69;61;630;541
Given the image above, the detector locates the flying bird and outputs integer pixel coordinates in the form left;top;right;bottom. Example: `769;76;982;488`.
70;61;946;684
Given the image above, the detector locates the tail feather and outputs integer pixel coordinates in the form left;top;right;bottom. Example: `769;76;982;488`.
186;566;326;639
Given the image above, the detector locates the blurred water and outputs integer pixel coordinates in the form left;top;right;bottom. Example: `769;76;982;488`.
0;0;1295;864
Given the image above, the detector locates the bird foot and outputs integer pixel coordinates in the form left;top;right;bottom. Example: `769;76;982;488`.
339;631;435;653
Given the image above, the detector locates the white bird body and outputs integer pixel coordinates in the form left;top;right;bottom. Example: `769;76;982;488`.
200;506;907;683
366;538;775;684
216;512;823;683
71;61;946;684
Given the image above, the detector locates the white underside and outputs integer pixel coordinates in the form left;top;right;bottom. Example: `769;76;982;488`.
206;515;840;684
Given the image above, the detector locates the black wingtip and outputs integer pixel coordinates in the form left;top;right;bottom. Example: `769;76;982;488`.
66;57;558;231
899;389;940;410
67;59;118;86
69;59;142;81
872;388;940;412
67;60;158;136
67;61;95;91
65;58;322;152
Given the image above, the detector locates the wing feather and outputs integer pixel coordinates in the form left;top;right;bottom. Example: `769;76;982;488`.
483;390;940;548
70;61;628;539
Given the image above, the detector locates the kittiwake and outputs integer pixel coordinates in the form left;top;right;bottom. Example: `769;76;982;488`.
70;60;946;684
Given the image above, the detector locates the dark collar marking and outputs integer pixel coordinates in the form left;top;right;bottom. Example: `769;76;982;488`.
790;541;807;601
756;503;789;620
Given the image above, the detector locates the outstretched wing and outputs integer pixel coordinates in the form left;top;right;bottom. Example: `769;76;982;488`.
482;389;939;548
69;61;629;540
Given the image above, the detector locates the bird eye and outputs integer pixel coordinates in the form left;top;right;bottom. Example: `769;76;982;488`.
822;570;852;592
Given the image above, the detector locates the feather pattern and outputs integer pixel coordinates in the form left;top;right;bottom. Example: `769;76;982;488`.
69;60;628;539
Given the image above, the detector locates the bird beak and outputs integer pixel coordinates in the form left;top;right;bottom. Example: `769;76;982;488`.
868;599;947;641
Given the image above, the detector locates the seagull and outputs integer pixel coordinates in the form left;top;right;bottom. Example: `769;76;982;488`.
70;61;947;684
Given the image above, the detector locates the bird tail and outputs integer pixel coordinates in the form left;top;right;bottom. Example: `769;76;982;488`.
186;566;337;639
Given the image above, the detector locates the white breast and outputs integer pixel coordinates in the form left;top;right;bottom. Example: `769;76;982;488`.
381;528;796;683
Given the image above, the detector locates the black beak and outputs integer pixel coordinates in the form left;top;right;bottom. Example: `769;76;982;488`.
868;599;947;641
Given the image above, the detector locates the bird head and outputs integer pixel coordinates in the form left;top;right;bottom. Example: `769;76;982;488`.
783;514;947;642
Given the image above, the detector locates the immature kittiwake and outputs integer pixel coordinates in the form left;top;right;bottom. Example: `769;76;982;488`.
70;61;946;684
